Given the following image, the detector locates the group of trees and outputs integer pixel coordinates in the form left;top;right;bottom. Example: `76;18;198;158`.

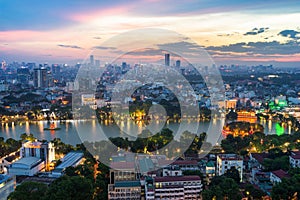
222;131;300;156
0;137;21;158
202;167;266;200
202;176;242;200
272;174;300;199
109;128;206;158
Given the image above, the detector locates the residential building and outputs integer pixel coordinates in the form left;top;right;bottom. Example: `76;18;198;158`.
108;181;141;200
289;151;300;168
108;161;140;200
153;175;202;200
270;169;289;184
217;154;243;182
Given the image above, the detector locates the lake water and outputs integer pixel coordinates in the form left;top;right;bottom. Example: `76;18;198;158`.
0;119;292;146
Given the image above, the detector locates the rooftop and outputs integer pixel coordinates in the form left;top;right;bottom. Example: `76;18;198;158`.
139;158;155;173
218;154;243;161
110;162;135;170
114;181;141;188
154;175;201;183
251;152;269;164
271;169;290;179
172;160;198;166
0;174;11;184
23;141;42;148
55;151;83;170
12;157;42;168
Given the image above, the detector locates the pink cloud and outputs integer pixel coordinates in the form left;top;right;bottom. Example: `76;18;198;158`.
67;5;134;23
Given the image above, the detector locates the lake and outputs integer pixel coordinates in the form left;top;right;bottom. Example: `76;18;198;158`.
0;119;292;146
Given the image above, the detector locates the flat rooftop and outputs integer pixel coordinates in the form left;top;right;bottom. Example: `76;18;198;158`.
55;152;83;170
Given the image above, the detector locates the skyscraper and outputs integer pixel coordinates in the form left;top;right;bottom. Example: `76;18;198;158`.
165;54;170;66
95;60;100;67
176;60;181;67
17;67;30;84
90;55;94;66
34;67;48;88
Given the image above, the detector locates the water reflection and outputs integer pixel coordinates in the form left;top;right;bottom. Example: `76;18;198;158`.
0;119;294;145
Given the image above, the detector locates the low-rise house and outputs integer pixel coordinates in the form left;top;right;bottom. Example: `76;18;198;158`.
289;151;300;168
270;169;289;184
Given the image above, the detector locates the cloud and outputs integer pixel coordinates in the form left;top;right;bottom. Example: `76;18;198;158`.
57;44;83;49
244;27;268;35
207;40;300;55
93;37;102;40
278;29;300;39
93;46;117;50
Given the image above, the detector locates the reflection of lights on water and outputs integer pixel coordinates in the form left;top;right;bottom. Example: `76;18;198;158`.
275;123;284;136
268;120;272;131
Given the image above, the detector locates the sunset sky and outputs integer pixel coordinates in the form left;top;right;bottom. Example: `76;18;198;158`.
1;0;300;67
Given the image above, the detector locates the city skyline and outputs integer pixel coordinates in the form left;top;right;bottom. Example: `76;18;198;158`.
1;1;300;67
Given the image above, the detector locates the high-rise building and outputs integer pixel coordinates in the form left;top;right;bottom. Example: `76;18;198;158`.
51;64;60;75
90;55;94;66
20;140;55;167
17;67;30;84
34;67;48;88
165;54;170;66
176;60;181;67
95;60;100;67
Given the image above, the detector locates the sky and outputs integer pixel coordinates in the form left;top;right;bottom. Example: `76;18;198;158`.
1;0;300;67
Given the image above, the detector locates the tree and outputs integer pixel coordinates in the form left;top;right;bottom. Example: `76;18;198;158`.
8;181;47;200
203;176;242;200
244;184;266;199
45;176;93;200
271;174;300;200
223;167;240;183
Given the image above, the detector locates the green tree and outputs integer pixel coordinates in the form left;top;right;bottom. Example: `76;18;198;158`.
8;181;47;200
244;184;266;199
203;176;242;200
45;176;93;200
223;167;240;183
271;174;300;200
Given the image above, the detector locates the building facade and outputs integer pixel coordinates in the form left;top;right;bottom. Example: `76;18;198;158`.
217;154;243;182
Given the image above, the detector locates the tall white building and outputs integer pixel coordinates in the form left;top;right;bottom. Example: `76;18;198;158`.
216;154;243;182
21;140;55;168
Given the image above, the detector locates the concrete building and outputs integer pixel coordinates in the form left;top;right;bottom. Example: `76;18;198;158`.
108;162;141;200
7;157;45;176
81;94;97;109
152;176;202;200
164;54;170;66
170;160;199;171
51;151;84;177
217;154;243;182
0;174;16;200
34;67;48;88
205;161;216;181
108;181;141;200
289;151;300;168
270;169;289;184
21;140;55;168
